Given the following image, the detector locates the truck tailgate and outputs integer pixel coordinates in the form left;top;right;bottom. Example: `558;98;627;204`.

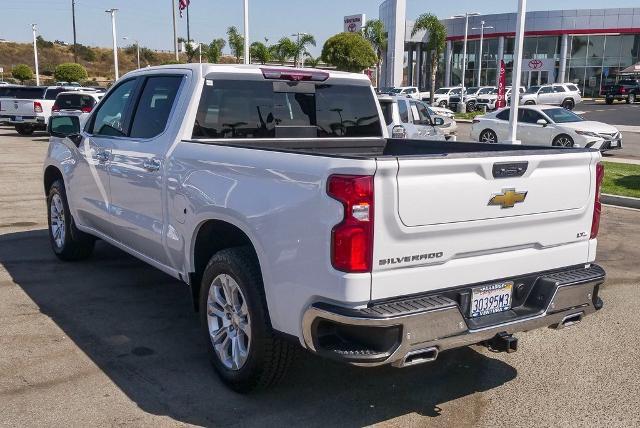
0;99;36;116
371;151;598;301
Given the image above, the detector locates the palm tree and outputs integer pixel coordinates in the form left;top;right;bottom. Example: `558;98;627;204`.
304;53;320;68
292;34;316;67
411;14;447;104
363;20;387;87
272;37;297;65
251;41;272;64
227;26;245;64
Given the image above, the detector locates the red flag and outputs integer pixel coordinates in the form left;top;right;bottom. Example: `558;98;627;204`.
496;60;507;109
179;0;190;18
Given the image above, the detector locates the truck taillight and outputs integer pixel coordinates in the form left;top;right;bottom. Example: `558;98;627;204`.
34;101;43;113
51;103;60;112
591;163;604;239
81;106;92;113
327;175;374;273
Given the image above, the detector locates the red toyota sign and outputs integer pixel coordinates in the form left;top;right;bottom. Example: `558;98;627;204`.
528;59;544;70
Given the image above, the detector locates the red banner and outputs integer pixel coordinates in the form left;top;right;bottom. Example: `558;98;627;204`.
496;60;506;109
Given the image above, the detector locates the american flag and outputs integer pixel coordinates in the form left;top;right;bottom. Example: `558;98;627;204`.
179;0;190;18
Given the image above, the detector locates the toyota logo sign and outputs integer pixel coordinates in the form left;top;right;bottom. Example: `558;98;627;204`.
348;22;357;32
528;59;543;70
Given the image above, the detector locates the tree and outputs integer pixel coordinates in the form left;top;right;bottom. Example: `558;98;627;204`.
271;37;297;65
184;42;198;63
11;64;33;83
36;35;54;49
304;53;320;68
250;41;271;64
227;26;245;63
363;19;388;87
206;38;226;63
411;13;447;104
291;34;316;67
321;32;377;73
54;63;88;83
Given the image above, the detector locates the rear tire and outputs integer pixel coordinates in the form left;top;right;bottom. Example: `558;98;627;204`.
480;129;498;144
439;100;447;108
47;179;95;261
199;247;295;393
605;98;614;105
466;100;476;111
552;134;574;148
562;99;575;110
15;124;35;135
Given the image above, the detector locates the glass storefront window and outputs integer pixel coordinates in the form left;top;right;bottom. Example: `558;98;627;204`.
570;36;589;59
604;35;622;58
536;37;559;59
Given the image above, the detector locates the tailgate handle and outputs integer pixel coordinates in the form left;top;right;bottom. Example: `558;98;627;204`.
493;162;528;179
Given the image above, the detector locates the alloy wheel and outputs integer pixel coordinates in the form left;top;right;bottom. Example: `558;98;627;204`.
481;130;497;143
206;274;251;370
50;194;66;249
555;136;574;147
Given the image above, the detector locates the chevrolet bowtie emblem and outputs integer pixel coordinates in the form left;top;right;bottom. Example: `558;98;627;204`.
488;189;528;209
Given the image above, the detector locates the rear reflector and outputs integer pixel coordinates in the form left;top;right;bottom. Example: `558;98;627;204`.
590;162;604;239
261;68;329;82
327;175;374;273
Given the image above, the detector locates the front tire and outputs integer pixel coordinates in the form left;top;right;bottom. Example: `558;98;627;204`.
47;179;95;261
439;100;447;108
628;93;636;104
466;100;476;111
199;247;295;392
552;134;575;148
15;124;35;135
605;97;614;105
480;129;498;144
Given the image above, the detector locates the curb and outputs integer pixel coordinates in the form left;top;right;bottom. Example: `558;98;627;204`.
454;119;474;123
602;194;640;210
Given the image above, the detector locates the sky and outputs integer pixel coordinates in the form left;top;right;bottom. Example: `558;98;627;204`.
1;0;639;56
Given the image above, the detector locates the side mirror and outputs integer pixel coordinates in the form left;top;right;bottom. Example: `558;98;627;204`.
536;119;548;126
432;117;445;126
48;115;82;146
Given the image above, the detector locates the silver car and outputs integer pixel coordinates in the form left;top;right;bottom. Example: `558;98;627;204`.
378;95;447;140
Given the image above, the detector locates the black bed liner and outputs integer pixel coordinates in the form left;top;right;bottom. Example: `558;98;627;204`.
183;137;595;160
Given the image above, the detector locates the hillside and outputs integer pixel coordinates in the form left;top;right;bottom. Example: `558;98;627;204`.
0;41;228;85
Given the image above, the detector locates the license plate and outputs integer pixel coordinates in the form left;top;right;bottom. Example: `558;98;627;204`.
610;140;619;147
14;116;22;122
470;281;513;318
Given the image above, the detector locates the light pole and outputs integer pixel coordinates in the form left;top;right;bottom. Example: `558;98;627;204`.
451;12;480;113
291;32;309;67
123;36;140;69
243;0;250;64
507;0;527;144
471;21;494;86
171;0;178;61
105;8;119;80
71;0;78;63
31;24;40;86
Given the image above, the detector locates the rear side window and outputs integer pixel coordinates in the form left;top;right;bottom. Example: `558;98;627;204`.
397;99;409;123
129;76;182;139
56;94;96;110
192;80;382;139
496;109;510;121
554;86;566;93
567;84;579;92
379;102;393;125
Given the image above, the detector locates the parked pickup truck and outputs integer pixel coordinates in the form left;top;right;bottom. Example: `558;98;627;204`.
605;79;640;104
44;64;606;392
0;86;81;135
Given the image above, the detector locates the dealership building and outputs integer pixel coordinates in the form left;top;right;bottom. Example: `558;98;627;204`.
378;1;640;96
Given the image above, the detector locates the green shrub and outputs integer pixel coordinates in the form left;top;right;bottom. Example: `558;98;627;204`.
11;64;33;82
321;32;377;73
54;63;88;83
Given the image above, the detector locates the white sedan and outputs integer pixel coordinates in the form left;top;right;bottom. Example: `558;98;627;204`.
470;105;622;151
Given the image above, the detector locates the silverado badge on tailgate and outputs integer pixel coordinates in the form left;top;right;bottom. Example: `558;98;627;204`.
488;189;527;209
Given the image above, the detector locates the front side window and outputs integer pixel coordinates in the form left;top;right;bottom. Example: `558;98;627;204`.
434;88;449;95
90;79;136;136
539;86;553;94
129;76;182;139
519;108;544;124
412;101;432;123
379;101;393;125
192;80;382;139
526;86;540;94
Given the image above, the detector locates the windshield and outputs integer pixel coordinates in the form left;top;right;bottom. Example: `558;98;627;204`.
542;108;584;123
466;87;479;94
450;88;462;95
526;86;540;94
434;88;449;95
479;88;496;95
389;88;403;93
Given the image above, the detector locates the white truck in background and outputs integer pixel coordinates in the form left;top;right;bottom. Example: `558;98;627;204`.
44;64;606;392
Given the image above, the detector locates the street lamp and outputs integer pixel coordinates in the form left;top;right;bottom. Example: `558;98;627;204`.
123;36;140;69
507;0;527;144
291;32;309;67
451;12;480;113
105;8;119;80
471;21;494;86
31;24;40;86
243;0;250;64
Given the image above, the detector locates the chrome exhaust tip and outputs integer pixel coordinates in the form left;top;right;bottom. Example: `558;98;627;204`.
555;312;584;329
398;347;439;367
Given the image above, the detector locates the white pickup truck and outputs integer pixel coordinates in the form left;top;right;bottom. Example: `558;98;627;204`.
0;85;81;135
44;64;606;392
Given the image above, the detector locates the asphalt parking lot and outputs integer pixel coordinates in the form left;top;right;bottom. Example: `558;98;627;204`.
0;126;639;427
456;101;640;160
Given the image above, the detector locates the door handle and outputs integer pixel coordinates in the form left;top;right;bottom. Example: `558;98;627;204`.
143;158;162;172
95;150;110;163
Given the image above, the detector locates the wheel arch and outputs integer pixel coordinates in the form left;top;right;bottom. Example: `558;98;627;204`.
44;165;64;196
189;218;264;313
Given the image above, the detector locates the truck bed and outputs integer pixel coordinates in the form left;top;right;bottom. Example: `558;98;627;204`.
184;137;595;159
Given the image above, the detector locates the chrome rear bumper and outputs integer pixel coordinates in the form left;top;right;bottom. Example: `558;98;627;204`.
302;264;605;367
